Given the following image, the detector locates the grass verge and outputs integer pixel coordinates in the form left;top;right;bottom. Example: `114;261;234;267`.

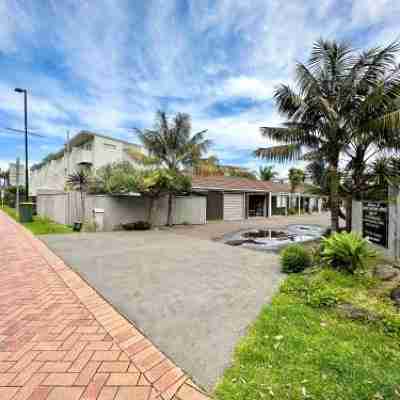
215;266;400;400
1;205;73;235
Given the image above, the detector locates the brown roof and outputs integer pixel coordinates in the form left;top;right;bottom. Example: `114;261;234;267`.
192;175;304;193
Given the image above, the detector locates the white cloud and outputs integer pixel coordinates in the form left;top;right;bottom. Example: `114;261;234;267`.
0;0;399;175
351;0;400;27
219;76;280;101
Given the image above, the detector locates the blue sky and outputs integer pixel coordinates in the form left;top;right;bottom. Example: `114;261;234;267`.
1;0;399;177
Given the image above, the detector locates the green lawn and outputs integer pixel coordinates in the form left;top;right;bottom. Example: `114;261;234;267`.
215;266;400;400
1;205;73;235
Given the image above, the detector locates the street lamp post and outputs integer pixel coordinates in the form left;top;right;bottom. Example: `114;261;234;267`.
14;88;29;201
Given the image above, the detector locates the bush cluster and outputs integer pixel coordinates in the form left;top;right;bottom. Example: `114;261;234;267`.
280;244;312;273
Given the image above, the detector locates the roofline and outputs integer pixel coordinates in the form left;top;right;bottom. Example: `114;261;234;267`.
192;186;319;196
192;186;268;192
69;131;141;148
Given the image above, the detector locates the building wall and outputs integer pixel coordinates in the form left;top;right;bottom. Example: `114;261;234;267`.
36;191;206;230
30;136;141;195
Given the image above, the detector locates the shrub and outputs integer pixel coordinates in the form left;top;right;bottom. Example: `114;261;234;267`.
121;221;151;231
280;244;312;273
322;232;377;273
3;186;26;207
287;207;298;215
134;221;151;230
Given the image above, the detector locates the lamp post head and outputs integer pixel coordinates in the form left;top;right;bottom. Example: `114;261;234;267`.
14;88;26;94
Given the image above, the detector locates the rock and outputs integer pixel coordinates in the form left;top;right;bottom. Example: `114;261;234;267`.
390;287;400;307
374;265;398;281
337;303;380;321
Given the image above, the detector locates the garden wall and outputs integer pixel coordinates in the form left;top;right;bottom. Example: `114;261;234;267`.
352;186;400;259
36;190;206;230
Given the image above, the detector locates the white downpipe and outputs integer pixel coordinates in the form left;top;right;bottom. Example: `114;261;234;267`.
268;193;272;217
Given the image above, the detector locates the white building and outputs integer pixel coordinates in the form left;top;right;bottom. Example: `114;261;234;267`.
30;131;142;195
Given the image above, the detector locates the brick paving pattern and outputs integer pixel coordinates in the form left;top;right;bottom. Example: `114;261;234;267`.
0;211;210;400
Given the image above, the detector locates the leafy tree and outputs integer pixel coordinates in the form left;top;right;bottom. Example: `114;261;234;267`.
288;168;305;193
67;170;90;222
255;39;400;231
93;162;192;226
258;165;278;181
222;166;257;180
194;156;223;176
194;157;257;179
130;111;210;225
138;169;191;225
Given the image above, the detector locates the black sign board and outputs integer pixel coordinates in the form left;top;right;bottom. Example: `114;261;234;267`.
362;201;388;248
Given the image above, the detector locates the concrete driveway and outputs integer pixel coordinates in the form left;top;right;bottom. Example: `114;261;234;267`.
41;230;283;391
167;212;331;241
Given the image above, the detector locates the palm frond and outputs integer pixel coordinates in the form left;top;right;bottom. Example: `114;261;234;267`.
364;109;400;132
254;144;302;162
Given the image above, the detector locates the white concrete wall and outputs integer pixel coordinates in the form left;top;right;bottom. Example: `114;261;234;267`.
37;192;206;230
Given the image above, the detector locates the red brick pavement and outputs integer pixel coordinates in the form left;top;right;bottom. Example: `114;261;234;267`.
0;211;210;400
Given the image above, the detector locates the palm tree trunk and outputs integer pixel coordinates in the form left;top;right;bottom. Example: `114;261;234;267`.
167;193;174;226
329;160;340;232
345;195;352;232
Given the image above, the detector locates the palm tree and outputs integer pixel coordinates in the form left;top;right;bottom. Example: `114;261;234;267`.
67;170;90;222
255;39;400;231
288;168;305;193
132;111;211;226
258;165;278;181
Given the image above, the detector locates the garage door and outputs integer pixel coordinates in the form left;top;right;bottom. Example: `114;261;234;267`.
223;193;244;221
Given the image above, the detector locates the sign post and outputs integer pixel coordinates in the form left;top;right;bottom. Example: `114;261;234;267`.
362;201;389;248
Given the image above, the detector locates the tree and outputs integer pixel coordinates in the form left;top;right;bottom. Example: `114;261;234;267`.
67;170;90;222
255;39;400;231
131;111;210;226
288;168;305;193
194;156;224;176
258;165;278;181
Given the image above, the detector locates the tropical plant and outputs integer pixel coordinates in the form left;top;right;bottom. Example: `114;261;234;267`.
93;162;139;194
194;156;224;176
280;244;312;273
258;165;278;181
67;170;90;222
131;111;210;226
321;232;377;273
288;168;305;193
137;169;191;225
255;39;400;231
222;165;257;180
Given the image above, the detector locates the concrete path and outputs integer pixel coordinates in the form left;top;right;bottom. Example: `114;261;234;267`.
0;211;209;400
167;212;331;241
40;229;284;391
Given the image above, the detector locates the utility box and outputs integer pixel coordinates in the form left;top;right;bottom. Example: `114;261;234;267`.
19;202;34;223
92;208;105;231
